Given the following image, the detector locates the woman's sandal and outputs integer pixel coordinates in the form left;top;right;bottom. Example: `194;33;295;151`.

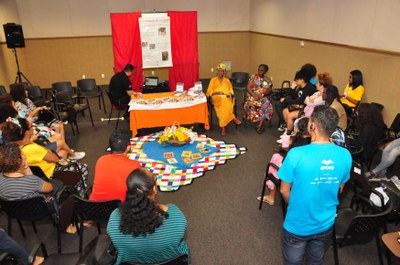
257;196;275;205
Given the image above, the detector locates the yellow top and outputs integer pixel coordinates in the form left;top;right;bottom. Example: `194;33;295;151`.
341;84;365;107
22;143;56;178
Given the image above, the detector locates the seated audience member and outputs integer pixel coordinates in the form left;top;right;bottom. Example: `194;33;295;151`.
323;85;347;130
276;69;316;132
206;63;241;135
1;118;88;192
0;103;19;145
0;143;54;200
280;72;331;139
340;69;365;115
366;137;400;179
90;130;141;202
243;64;273;134
279;105;351;265
350;103;386;164
0;229;44;265
107;168;190;265
258;117;311;205
109;64;135;119
1;94;84;160
300;63;317;85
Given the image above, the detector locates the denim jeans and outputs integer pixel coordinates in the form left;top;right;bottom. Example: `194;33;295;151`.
372;138;400;175
282;227;333;265
0;229;29;265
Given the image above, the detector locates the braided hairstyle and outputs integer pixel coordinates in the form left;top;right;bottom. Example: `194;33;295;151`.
119;168;168;237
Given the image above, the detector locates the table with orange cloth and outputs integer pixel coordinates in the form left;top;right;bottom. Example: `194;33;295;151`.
129;92;210;136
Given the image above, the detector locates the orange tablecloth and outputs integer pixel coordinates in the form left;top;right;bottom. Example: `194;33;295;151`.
129;92;210;136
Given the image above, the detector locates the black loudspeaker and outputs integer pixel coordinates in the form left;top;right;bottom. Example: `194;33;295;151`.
3;23;25;48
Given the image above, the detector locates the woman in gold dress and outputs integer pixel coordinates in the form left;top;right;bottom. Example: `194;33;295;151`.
206;63;241;135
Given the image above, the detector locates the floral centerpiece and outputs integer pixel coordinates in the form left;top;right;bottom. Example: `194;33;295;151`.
158;122;196;146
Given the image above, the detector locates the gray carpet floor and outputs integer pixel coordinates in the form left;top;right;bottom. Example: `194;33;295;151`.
1;94;399;265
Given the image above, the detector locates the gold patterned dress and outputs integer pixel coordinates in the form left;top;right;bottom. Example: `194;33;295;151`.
206;77;235;127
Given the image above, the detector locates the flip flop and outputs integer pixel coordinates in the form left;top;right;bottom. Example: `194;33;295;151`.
257;196;274;205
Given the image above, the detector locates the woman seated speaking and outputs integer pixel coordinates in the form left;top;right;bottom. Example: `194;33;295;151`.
107;168;190;265
243;64;273;134
206;63;241;135
340;69;365;115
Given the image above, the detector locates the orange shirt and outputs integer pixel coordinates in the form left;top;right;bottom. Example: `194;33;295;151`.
90;154;141;202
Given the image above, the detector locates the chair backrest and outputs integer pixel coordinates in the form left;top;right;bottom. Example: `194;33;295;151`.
27;85;43;99
55;90;74;104
0;196;50;221
0;85;7;95
349;161;372;196
52;81;73;93
339;205;392;246
73;195;121;224
281;80;291;89
231;72;249;86
77;78;97;93
30;166;48;181
389;113;400;135
121;254;189;265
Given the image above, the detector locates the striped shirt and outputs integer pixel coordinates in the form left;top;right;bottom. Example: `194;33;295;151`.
0;173;44;200
107;204;190;264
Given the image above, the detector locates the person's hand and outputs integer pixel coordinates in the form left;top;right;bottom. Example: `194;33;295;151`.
280;97;285;103
291;81;297;89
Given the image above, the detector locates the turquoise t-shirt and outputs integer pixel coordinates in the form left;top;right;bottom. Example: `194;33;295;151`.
107;204;190;264
278;143;351;236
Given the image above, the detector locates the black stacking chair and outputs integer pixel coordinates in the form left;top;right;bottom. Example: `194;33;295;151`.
121;254;189;265
106;91;129;130
0;194;73;253
230;72;249;104
0;85;7;95
332;204;392;265
77;79;106;114
54;90;94;127
73;195;121;253
348;161;387;214
27;85;52;107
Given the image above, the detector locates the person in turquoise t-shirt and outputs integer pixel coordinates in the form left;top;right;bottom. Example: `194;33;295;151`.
107;168;190;265
278;105;351;265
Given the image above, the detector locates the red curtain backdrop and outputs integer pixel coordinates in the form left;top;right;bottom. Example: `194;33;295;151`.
167;11;199;91
111;11;198;92
110;12;143;91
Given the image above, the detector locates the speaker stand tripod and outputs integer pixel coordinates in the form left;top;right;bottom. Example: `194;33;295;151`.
12;48;32;85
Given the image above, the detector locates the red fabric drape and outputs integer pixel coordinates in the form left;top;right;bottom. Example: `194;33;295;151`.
168;11;199;91
110;12;143;91
111;11;199;92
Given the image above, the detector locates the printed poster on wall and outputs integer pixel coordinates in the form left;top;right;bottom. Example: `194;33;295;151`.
139;13;173;69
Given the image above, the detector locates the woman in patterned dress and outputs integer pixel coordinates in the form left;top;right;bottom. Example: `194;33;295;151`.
243;64;273;133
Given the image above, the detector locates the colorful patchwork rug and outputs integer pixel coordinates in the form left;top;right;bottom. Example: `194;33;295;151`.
129;132;246;191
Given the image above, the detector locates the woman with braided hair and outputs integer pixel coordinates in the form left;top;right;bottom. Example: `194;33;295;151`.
107;168;190;264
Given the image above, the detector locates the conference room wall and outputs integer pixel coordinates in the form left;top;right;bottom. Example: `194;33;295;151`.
249;32;400;125
0;31;250;89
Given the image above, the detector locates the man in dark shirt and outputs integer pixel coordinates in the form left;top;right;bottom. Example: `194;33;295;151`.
109;64;134;118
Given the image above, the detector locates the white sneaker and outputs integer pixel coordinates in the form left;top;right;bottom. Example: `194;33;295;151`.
280;130;288;138
277;138;283;144
68;151;86;160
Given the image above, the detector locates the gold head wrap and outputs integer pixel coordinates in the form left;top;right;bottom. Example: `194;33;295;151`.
216;63;227;71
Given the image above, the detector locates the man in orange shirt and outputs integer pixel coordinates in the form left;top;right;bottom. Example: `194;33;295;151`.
90;131;141;202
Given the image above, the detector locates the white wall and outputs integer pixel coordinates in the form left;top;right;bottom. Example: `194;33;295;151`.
250;0;400;52
0;0;249;41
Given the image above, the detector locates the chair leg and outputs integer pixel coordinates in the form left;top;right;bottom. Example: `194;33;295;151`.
375;232;384;265
259;175;268;210
79;220;84;253
17;219;26;237
88;106;94;127
116;109;121;130
75;121;80;134
57;226;62;253
69;122;76;135
101;95;107;114
8;217;12;237
32;221;38;233
108;107;113;124
97;223;101;235
332;226;339;265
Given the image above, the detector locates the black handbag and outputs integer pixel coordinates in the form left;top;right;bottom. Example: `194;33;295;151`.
76;234;117;265
36;109;57;124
